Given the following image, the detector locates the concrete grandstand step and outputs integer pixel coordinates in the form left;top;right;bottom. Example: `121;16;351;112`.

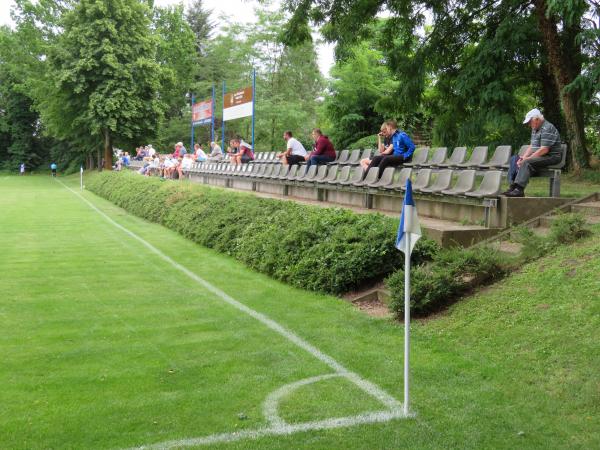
533;226;550;237
570;201;600;216
496;240;523;255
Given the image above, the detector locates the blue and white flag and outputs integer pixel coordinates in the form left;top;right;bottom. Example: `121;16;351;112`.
396;179;422;255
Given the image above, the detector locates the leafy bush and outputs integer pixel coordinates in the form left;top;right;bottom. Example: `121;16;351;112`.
87;171;440;295
348;134;378;150
387;246;506;318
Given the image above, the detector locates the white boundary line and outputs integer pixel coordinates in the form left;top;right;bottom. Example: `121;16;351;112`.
57;180;408;447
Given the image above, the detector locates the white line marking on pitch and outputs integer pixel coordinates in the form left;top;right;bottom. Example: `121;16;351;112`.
58;180;408;447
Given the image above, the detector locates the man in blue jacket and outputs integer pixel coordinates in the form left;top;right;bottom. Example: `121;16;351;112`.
366;120;415;178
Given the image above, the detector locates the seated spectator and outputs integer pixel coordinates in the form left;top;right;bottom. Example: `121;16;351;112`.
365;120;414;178
147;145;156;158
305;129;336;168
162;154;177;179
122;152;130;167
503;108;563;197
207;141;223;161
173;142;187;159
134;147;147;161
178;153;193;178
226;139;238;155
277;130;307;165
194;143;208;162
361;123;392;171
230;137;254;164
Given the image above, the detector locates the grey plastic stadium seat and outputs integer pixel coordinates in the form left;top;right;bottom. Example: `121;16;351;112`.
368;167;396;188
423;147;448;167
268;164;283;178
256;164;274;178
438;147;467;167
333;150;350;165
466;170;503;198
250;164;267;178
419;169;454;193
359;149;372;161
518;145;529;156
441;170;476;195
291;165;308;180
548;143;567;169
344;149;362;165
280;164;297;180
300;165;318;182
410;169;433;191
329;165;351;184
339;166;365;185
310;165;329;183
457;146;488;168
353;167;379;187
480;145;511;169
387;168;413;190
321;165;339;183
275;164;290;179
404;147;430;167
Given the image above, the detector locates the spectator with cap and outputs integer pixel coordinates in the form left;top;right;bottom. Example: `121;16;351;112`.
504;108;562;197
305;128;336;168
277;130;307;166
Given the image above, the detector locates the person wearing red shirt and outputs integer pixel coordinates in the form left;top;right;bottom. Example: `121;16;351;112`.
305;128;336;168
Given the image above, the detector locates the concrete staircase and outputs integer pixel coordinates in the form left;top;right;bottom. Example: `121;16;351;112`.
490;193;600;256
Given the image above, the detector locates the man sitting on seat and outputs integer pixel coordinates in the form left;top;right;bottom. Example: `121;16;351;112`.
230;137;254;164
207;142;223;161
305;128;336;168
504;108;562;197
366;120;415;178
361;123;393;171
278;130;307;165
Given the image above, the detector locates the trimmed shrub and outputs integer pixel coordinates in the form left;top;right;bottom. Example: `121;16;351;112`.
387;246;506;318
87;171;439;295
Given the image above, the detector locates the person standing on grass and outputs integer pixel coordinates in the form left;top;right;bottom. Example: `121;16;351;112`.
503;108;563;198
361;123;393;171
305;128;336;168
20;163;25;175
50;163;57;177
365;119;415;178
277;130;307;166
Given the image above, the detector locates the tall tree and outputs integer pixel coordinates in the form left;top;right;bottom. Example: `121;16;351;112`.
186;0;214;57
41;0;165;169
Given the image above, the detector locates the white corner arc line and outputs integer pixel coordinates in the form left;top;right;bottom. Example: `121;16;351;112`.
58;180;407;447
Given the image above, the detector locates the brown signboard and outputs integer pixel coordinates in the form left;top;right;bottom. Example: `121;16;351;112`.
225;87;253;107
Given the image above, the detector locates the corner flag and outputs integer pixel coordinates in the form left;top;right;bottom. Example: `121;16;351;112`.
395;179;422;255
396;178;421;417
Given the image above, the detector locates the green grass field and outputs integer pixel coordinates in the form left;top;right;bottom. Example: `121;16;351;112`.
1;174;599;449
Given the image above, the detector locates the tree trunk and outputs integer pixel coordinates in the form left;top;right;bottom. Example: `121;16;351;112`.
103;129;113;170
533;0;589;173
539;55;564;134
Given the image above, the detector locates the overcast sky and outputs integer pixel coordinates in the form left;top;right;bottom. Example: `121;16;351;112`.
0;0;335;76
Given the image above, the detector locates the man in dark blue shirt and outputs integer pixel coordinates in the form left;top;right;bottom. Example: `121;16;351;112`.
366;120;415;178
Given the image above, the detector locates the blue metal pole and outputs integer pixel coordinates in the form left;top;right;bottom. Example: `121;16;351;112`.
211;84;215;143
222;81;226;152
190;94;195;151
251;68;256;152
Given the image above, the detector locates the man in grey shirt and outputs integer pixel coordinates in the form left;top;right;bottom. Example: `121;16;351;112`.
504;108;563;197
207;141;223;162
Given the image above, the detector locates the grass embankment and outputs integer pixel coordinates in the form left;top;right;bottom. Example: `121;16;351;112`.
0;174;598;449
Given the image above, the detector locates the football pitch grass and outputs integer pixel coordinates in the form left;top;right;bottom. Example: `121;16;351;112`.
1;174;598;449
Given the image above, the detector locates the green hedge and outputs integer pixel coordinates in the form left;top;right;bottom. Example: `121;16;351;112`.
387;246;507;318
87;171;439;295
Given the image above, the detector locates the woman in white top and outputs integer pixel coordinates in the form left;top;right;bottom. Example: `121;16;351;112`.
194;143;207;162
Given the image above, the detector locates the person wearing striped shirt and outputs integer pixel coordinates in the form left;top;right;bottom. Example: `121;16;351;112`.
504;108;563;197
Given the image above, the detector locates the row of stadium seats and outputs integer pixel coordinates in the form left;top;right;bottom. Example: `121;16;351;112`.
240;144;562;171
188;162;504;198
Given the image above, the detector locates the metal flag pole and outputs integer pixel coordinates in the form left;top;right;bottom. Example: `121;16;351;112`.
404;232;411;416
211;84;215;143
190;94;195;150
251;68;256;151
222;81;226;152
